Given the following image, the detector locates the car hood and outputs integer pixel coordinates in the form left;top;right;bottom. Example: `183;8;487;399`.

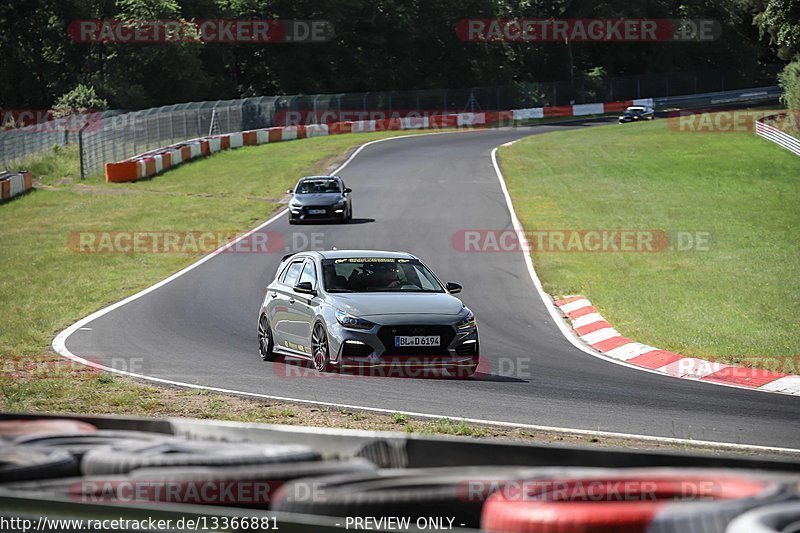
330;292;464;317
292;193;344;205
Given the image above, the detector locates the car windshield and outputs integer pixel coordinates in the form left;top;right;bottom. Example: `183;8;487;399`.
625;108;644;115
296;179;340;194
322;258;445;293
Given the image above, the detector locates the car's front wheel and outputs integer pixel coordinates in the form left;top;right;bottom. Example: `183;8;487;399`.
311;322;331;372
258;314;278;361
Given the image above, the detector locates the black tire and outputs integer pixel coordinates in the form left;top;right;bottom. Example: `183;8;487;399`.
0;418;97;438
81;439;320;476
258;314;278;361
0;446;79;482
481;468;796;533
6;459;376;510
130;459;377;508
346;205;352;222
12;430;172;461
271;466;597;529
726;502;800;533
311;321;331;372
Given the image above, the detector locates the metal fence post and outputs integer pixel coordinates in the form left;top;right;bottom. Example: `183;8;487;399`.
78;122;89;180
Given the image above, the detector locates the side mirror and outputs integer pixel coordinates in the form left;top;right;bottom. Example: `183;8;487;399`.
294;281;316;296
445;282;462;294
286;189;293;194
343;187;352;194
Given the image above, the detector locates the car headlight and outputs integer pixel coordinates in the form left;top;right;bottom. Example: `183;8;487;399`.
457;310;476;330
336;309;375;330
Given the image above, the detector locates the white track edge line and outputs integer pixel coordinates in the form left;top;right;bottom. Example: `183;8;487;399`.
489;144;798;399
49;130;800;456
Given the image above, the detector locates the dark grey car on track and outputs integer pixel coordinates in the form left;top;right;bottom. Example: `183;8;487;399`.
288;175;352;224
257;250;480;377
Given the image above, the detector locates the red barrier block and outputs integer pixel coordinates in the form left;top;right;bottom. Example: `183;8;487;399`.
604;100;634;113
143;157;156;177
22;171;33;190
295;125;307;139
268;128;283;142
543;106;573;117
180;146;191;161
162;153;171;169
200;140;210;155
105;160;141;183
220;135;231;150
375;118;401;131
1;179;9;200
329;122;353;135
243;131;258;146
429;115;458;128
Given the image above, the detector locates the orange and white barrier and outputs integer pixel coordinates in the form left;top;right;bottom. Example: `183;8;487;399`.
105;98;640;183
0;170;33;202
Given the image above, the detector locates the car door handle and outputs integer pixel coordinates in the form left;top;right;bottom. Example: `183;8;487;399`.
288;297;295;304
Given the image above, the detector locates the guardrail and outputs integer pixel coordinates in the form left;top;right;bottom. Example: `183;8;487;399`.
0;170;32;202
654;86;782;110
755;112;800;156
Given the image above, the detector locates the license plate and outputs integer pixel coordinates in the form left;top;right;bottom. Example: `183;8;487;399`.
308;209;326;215
395;335;440;347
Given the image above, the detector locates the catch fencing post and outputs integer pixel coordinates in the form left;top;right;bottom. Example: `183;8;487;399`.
78;122;91;180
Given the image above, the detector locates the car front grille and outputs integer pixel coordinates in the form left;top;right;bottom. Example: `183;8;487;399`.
302;205;331;218
378;325;455;356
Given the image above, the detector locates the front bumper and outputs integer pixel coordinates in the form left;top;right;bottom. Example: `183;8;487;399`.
289;205;347;222
329;319;480;373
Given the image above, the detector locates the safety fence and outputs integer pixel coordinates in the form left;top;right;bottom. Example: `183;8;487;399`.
104;99;644;183
0;69;780;175
755;113;800;156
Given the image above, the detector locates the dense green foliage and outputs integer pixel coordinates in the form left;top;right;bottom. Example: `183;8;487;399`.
50;83;108;117
779;59;800;108
0;0;796;109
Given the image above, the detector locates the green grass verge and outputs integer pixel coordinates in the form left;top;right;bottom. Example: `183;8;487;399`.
499;120;800;368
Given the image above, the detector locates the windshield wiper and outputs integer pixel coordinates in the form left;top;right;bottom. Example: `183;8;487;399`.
327;288;355;293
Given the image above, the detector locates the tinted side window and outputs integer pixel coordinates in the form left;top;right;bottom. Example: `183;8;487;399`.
298;261;317;287
281;261;304;286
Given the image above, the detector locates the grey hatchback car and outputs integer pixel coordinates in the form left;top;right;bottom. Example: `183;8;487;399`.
287;175;352;224
257;250;479;377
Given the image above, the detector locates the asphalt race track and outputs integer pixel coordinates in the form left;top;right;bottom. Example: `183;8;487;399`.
62;122;800;449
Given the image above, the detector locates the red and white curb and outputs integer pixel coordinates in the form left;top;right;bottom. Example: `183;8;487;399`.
555;295;800;395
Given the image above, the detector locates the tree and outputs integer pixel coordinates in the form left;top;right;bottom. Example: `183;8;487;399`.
754;0;800;60
50;84;109;117
778;59;800;108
